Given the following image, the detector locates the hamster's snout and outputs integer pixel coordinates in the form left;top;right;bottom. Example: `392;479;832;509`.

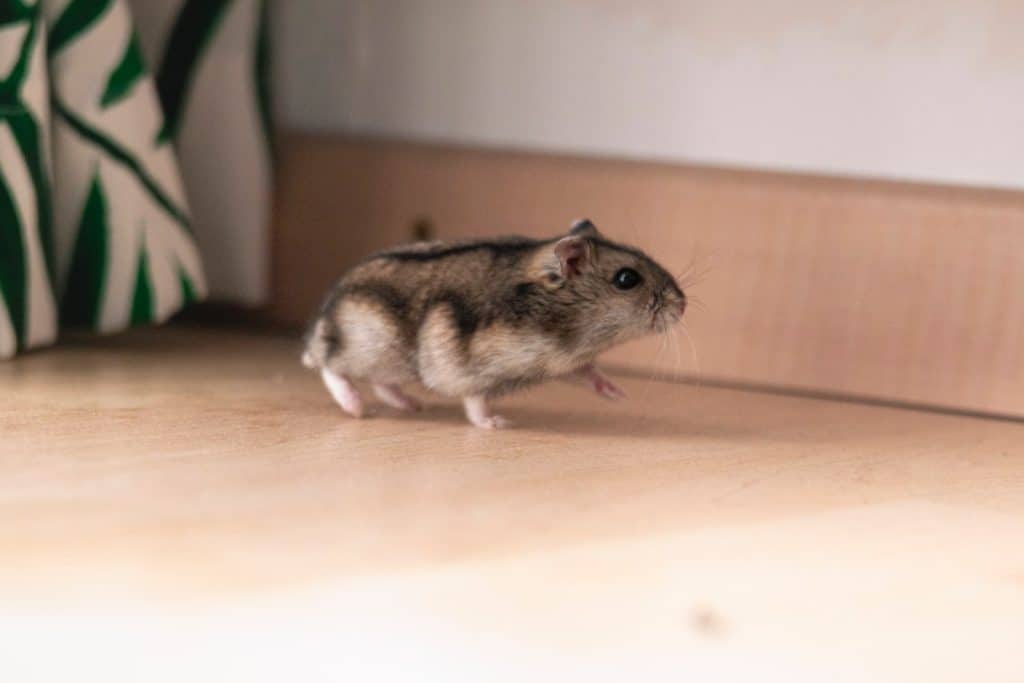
669;287;686;322
653;287;686;332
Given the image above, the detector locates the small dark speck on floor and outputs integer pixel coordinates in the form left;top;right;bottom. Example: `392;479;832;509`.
690;605;727;637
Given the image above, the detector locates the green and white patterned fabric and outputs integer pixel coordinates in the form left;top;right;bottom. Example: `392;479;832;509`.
0;0;270;359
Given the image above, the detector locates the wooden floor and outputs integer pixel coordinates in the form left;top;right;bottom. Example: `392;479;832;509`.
2;326;1023;682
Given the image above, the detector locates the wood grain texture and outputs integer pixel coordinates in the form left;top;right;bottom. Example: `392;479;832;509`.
270;133;1024;417
2;326;1023;681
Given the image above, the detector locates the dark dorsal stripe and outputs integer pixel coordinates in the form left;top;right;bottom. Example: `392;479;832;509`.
379;237;544;263
377;234;648;266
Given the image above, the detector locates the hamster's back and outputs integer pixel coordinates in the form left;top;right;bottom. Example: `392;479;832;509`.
302;236;549;388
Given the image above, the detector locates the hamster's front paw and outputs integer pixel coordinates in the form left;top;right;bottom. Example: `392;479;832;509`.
582;364;627;401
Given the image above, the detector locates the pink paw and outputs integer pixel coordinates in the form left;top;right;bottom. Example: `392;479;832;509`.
321;369;366;418
373;384;422;412
591;375;626;400
470;414;512;430
463;396;511;429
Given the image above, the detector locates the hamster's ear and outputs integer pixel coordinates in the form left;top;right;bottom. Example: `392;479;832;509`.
569;218;600;238
554;235;592;278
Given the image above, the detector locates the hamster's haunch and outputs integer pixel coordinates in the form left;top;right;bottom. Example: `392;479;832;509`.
303;219;686;428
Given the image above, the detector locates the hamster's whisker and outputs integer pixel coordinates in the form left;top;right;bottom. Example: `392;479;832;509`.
642;332;670;402
674;250;703;278
675;255;696;282
680;274;709;289
667;325;684;381
653;332;670;376
678;322;702;387
685;296;709;315
676;250;717;290
656;330;672;378
655;329;679;387
678;265;714;290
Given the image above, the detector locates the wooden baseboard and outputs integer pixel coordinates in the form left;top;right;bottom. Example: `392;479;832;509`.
270;133;1024;418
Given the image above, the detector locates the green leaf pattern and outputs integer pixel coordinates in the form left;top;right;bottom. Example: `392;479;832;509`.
1;0;270;357
1;0;57;357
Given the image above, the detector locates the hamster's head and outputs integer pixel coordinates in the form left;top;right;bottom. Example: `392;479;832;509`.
532;219;686;353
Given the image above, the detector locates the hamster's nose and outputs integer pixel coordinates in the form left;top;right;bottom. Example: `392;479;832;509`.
678;294;687;317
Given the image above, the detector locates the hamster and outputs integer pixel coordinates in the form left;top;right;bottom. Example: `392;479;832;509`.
302;219;686;428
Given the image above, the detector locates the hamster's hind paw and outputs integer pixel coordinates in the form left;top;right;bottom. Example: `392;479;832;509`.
373;383;423;412
463;396;511;429
321;369;366;418
473;414;511;430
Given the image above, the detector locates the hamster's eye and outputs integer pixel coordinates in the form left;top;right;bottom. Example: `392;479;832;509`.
612;267;642;290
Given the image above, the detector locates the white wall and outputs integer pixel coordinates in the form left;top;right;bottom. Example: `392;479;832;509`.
275;0;1024;189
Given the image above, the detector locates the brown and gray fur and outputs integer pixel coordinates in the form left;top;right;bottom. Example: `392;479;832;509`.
302;219;686;427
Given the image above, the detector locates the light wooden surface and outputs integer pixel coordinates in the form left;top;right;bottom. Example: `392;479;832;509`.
2;326;1023;682
270;133;1024;417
